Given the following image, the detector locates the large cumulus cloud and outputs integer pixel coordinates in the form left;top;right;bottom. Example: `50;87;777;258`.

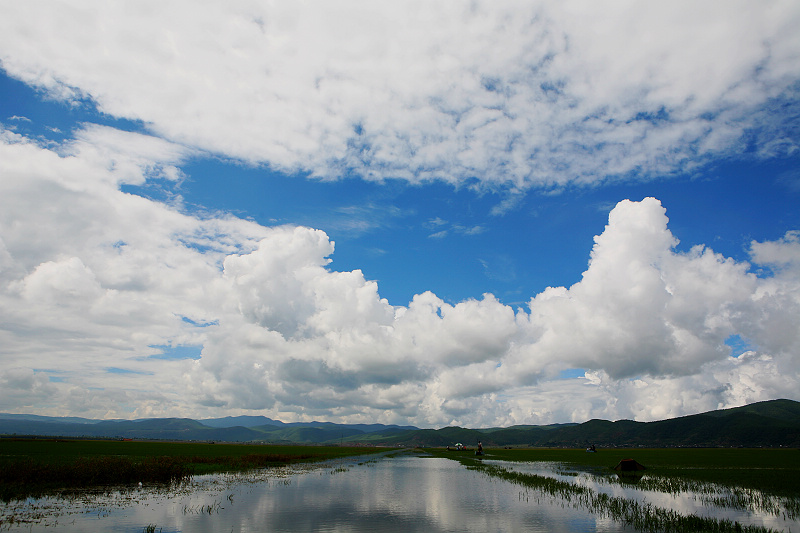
517;199;759;380
2;1;799;425
1;1;798;190
1;127;799;425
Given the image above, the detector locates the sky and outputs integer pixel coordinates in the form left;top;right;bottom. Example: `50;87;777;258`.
1;1;799;428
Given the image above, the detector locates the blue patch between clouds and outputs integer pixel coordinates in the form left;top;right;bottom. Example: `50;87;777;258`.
724;334;755;358
181;316;218;327
0;69;149;143
558;368;586;379
105;367;153;375
120;182;179;206
149;344;203;360
629;106;670;125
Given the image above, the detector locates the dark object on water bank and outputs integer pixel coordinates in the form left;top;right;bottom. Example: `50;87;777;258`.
613;458;646;471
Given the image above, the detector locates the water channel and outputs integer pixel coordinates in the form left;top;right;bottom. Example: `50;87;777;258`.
1;452;797;532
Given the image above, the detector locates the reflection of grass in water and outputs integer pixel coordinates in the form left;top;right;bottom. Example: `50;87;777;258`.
485;448;800;498
431;449;792;533
1;462;307;529
493;449;800;520
622;475;799;521
0;439;389;501
183;500;222;514
469;447;800;521
472;462;779;533
502;463;797;521
0;455;191;501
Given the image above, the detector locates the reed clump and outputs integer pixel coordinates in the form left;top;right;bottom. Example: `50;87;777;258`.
462;459;783;533
0;450;314;501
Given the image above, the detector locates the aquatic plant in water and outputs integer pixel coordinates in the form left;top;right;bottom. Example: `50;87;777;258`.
183;500;222;514
467;461;783;533
628;475;800;521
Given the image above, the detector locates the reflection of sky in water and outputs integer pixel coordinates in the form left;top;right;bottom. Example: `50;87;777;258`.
2;454;627;533
484;460;800;533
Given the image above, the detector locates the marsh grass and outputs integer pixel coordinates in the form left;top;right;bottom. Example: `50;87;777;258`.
616;475;799;520
474;462;777;533
0;456;190;501
183;500;222;514
483;448;800;497
429;448;799;533
0;438;387;501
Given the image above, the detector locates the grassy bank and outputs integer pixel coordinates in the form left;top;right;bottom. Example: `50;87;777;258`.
442;447;800;497
0;438;388;501
427;447;799;533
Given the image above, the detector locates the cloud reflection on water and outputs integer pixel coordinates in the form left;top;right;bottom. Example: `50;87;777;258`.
2;454;624;532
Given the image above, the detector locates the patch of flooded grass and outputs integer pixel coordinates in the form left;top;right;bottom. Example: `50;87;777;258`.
0;438;389;502
182;500;222;514
618;475;799;521
474;462;779;533
428;448;799;533
485;448;800;498
0;456;190;501
0;457;325;529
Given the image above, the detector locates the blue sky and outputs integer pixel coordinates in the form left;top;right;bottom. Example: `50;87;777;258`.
141;142;799;307
7;66;793;307
1;1;799;427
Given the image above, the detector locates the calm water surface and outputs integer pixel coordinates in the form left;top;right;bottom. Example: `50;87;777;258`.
1;453;625;533
483;459;800;533
3;453;796;532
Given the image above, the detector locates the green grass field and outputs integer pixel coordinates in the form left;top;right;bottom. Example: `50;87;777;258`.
0;438;386;465
0;438;389;501
431;447;800;497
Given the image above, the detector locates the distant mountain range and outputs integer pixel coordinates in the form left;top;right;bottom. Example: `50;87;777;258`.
1;399;798;447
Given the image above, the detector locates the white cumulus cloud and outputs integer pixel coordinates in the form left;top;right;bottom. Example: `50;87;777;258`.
1;1;798;189
1;2;799;426
1;127;799;425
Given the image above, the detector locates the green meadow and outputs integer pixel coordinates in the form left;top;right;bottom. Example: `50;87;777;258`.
0;438;388;501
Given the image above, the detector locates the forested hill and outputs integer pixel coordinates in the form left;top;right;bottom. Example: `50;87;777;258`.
1;399;798;448
374;399;800;448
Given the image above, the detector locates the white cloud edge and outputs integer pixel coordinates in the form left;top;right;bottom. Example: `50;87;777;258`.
1;1;800;426
0;1;798;189
1;125;798;427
